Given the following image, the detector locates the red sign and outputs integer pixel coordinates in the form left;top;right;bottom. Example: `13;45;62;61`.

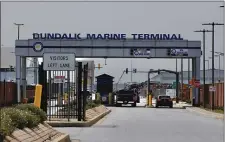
194;80;200;88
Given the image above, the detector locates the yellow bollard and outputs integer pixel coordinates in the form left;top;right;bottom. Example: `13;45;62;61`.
148;94;152;107
34;84;43;108
96;93;101;102
108;93;112;105
64;93;68;104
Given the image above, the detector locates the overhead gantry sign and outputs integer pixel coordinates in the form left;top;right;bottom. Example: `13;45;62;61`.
15;32;201;106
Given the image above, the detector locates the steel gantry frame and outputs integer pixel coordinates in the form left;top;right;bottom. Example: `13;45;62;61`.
147;69;179;106
15;38;201;107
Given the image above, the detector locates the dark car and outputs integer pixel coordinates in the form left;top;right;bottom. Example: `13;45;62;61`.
155;95;173;108
116;90;137;107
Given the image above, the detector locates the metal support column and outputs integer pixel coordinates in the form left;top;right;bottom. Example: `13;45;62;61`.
67;70;70;121
195;57;201;106
39;62;47;112
33;58;38;84
181;58;183;100
147;72;150;106
192;58;200;106
77;62;82;121
16;56;21;103
83;63;88;121
176;73;179;103
192;58;196;106
21;57;26;99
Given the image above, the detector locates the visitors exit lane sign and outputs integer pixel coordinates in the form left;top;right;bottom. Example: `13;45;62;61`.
43;53;75;71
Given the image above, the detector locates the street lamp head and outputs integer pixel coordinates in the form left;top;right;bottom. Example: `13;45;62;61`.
202;23;211;25
220;5;224;7
14;23;24;26
202;23;224;26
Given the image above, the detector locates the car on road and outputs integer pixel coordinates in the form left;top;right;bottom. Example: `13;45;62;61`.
115;90;138;107
155;95;173;108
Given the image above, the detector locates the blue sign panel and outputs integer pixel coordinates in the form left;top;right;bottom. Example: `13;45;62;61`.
170;49;188;56
32;33;184;40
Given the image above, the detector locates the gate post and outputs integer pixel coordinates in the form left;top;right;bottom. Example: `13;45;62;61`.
83;63;88;121
21;57;27;101
67;70;70;121
39;62;47;112
77;62;82;121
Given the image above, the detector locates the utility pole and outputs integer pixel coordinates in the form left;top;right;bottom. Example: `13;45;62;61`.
202;22;224;110
194;29;212;108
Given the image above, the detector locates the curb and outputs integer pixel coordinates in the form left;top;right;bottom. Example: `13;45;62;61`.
46;109;111;127
52;134;71;142
185;107;223;120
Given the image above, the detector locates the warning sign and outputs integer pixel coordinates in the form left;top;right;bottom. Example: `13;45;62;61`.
102;96;107;102
209;86;216;92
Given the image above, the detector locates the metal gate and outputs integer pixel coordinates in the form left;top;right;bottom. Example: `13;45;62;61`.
38;62;88;121
47;70;77;121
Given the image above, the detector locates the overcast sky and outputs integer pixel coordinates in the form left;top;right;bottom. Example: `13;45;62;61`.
1;0;224;83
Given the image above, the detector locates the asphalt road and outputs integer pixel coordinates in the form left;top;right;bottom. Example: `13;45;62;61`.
56;107;223;142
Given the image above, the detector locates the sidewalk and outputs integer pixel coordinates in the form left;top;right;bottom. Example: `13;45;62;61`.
185;107;224;119
173;101;224;119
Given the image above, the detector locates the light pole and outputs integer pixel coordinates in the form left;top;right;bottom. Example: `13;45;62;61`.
202;22;224;110
14;23;24;40
205;59;210;84
194;29;212;108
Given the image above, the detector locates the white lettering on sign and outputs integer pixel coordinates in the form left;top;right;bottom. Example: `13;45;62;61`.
133;49;151;57
43;53;75;71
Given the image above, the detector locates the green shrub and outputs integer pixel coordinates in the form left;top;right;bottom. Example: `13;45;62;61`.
2;108;28;129
0;109;15;136
15;104;47;122
22;110;40;128
93;99;101;105
0;104;46;137
85;100;101;110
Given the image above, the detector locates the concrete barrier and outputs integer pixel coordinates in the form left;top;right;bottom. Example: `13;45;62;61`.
4;123;71;142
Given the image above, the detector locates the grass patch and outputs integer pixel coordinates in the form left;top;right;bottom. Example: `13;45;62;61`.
200;106;224;114
86;100;101;110
0;104;47;138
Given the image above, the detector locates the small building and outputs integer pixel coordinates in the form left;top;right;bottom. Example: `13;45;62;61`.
96;74;114;103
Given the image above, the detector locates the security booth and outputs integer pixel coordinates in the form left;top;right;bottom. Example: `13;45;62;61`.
95;74;114;105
